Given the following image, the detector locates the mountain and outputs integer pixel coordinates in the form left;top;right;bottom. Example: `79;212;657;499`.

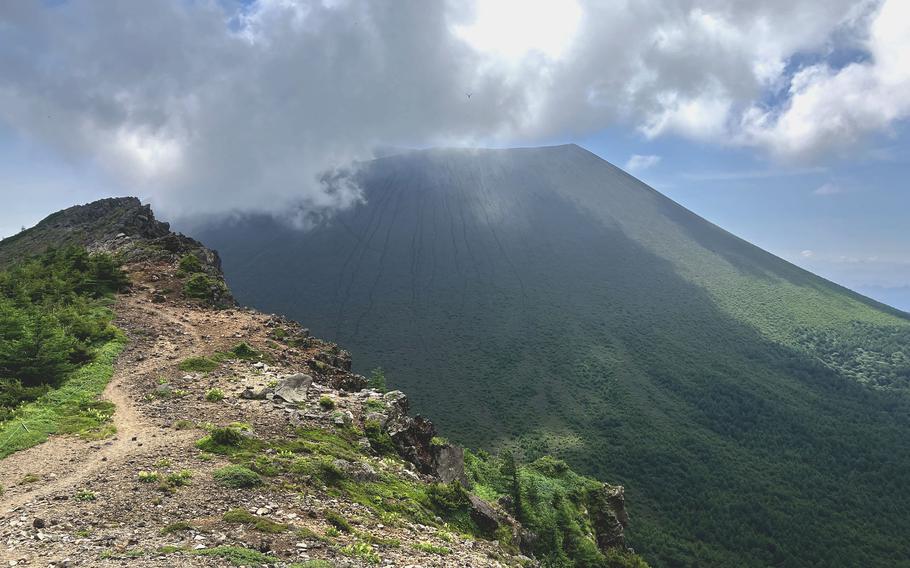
0;197;645;567
192;144;910;567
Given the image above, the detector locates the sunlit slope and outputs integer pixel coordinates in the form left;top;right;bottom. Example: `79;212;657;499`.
195;145;910;567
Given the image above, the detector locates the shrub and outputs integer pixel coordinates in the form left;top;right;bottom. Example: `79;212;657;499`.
324;510;352;533
291;456;345;486
173;419;194;430
368;368;387;392
427;481;470;514
183;274;227;302
213;465;261;488
228;342;260;360
205;388;225;402
196;426;247;454
164;470;193;488
177;254;204;275
222;508;288;533
319;396;335;410
364;420;396;455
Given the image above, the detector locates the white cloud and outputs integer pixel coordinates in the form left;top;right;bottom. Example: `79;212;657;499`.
801;249;815;258
813;182;845;196
0;0;905;222
737;0;910;159
624;154;661;172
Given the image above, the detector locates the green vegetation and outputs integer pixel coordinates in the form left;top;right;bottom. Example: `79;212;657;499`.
200;146;910;566
183;273;228;303
161;521;195;534
368;367;387;391
339;542;380;563
191;545;276;566
177;254;204;275
324;510;352;533
173;419;194;430
466;451;644;567
75;489;96;501
178;343;264;376
222;508;288;533
213;465;261;488
138;471;160;483
193;419;643;566
178;356;219;373
205;388;225;402
319;395;335;410
0;336;124;458
0;247;126;424
291;561;335;568
413;542;451;555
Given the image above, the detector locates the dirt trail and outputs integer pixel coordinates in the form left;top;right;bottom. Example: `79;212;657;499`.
0;293;201;514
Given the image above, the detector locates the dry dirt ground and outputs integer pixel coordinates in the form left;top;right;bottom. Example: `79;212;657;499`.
0;261;524;568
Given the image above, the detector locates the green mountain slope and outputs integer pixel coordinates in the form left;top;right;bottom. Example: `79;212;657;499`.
193;144;910;567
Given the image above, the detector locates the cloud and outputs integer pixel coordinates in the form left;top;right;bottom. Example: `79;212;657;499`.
624;154;661;172
813;182;845;196
801;250;815;258
0;0;905;221
737;0;910;160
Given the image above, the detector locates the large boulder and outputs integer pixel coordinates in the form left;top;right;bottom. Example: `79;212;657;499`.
272;373;313;403
432;443;470;487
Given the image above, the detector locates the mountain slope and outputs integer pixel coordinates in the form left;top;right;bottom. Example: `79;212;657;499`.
193;145;910;567
0;198;643;567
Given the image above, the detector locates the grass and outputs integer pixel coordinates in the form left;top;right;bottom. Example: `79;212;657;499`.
413;542;451;555
178;356;219;373
0;336;125;459
318;395;335;410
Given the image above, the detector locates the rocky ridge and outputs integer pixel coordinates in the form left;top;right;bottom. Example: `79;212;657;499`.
0;198;633;567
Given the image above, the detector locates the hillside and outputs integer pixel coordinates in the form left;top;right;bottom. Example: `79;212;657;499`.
192;144;910;567
0;199;645;567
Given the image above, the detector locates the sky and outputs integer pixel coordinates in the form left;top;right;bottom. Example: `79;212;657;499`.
0;0;908;309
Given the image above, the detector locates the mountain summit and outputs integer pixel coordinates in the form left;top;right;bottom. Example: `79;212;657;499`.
195;144;910;567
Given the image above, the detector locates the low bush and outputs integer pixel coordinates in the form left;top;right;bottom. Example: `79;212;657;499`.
205;388;225;402
213;465;261;488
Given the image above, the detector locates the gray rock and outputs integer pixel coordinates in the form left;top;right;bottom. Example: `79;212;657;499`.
273;373;313;403
433;444;470;488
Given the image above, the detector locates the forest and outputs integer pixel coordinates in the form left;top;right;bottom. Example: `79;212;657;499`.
0;247;127;420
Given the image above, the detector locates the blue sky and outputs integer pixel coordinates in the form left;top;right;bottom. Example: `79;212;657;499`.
0;0;908;310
